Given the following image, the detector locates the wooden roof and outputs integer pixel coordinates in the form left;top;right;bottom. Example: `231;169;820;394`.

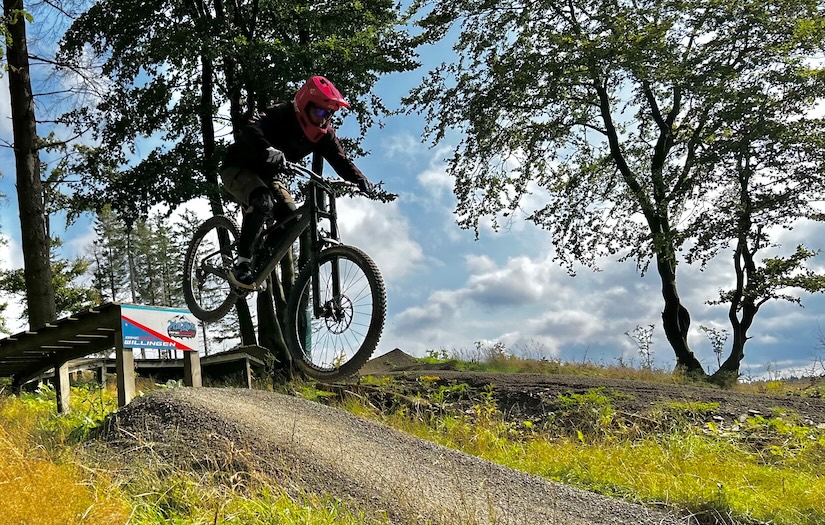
0;302;122;386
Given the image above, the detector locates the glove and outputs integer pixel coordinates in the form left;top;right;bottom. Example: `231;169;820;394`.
356;178;373;194
264;146;285;167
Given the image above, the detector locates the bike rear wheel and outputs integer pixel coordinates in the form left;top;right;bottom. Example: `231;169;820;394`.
286;245;386;380
183;215;240;322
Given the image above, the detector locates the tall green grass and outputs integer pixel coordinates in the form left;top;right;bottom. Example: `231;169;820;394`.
0;384;129;525
342;379;825;525
0;383;384;525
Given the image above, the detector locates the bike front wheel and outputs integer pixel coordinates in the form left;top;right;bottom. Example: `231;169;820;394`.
286;245;386;380
183;215;240;323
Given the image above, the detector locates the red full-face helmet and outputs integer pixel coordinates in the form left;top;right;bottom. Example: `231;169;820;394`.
293;75;350;142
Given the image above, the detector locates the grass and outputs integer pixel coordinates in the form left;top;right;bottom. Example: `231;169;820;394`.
338;376;825;525
4;352;825;525
0;381;386;525
419;344;705;384
0;384;129;525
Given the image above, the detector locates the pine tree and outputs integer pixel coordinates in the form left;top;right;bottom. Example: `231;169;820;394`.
90;205;129;302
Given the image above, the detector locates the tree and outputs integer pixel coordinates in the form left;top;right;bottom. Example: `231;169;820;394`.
59;0;416;370
684;58;825;381
0;239;100;319
128;213;185;307
407;0;825;377
3;0;56;329
90;205;129;302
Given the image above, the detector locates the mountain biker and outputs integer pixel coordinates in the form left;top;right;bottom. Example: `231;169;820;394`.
220;75;372;288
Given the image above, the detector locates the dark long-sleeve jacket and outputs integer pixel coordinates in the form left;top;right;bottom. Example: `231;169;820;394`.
223;102;367;185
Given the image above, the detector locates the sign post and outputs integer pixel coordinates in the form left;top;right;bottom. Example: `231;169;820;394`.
120;305;202;388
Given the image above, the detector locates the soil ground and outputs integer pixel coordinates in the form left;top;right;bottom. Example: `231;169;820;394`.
356;349;825;428
82;349;825;525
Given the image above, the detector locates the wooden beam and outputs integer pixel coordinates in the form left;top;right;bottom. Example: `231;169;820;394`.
244;358;253;389
183;351;202;387
115;325;135;407
55;362;71;414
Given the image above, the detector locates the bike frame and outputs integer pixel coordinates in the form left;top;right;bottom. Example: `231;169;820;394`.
249;163;344;317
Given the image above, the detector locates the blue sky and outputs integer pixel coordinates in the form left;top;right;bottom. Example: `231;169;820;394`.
2;10;825;378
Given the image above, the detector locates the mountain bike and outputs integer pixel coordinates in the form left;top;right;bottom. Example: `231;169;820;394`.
182;161;386;380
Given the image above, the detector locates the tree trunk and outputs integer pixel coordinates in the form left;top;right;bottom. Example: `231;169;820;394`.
713;302;753;386
4;0;56;329
656;253;705;375
712;235;759;385
257;277;292;372
125;224;137;302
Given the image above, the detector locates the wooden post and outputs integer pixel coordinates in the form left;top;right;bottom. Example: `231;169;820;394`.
96;362;107;387
244;357;253;389
55;362;71;414
183;351;202;387
115;328;135;407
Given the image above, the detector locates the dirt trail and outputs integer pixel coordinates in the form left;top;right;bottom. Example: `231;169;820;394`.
94;387;693;525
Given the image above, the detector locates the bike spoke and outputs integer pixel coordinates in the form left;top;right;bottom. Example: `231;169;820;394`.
183;216;239;323
291;249;383;375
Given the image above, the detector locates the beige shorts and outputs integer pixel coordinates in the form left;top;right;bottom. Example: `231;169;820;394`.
219;166;295;209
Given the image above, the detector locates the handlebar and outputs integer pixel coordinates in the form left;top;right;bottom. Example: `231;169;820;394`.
282;161;364;196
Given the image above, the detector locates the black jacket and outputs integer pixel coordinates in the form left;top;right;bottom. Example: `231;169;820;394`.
223;102;367;185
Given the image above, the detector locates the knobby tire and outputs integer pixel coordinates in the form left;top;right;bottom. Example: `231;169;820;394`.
286;245;386;380
183;215;240;323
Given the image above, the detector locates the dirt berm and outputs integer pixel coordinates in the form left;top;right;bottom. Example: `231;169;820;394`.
92;387;694;525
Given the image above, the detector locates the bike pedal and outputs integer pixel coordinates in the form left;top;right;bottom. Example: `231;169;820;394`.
228;272;258;291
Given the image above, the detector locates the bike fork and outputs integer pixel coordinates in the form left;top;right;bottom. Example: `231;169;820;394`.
311;256;343;318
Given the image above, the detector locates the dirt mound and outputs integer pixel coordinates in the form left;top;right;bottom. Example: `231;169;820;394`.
87;387;691;525
358;348;422;375
364;370;825;427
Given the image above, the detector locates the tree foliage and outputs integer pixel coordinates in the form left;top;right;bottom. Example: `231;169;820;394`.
57;0;418;220
0;239;100;320
407;0;825;375
90;205;129;302
89;205;190;308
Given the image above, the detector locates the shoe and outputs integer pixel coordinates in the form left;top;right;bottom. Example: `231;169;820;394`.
230;261;255;288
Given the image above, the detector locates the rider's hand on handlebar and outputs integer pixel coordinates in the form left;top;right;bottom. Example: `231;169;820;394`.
264;146;285;168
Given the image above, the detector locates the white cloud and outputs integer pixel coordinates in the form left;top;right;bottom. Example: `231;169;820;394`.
461;255;548;306
387;248;664;357
64;224;97;260
335;196;425;283
0;233;25;336
416;152;453;200
384;133;425;160
0;233;22;269
464;254;497;273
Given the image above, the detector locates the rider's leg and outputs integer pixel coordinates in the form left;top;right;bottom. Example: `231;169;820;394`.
219;165;270;286
234;187;274;285
239;187;274;258
270;180;297;223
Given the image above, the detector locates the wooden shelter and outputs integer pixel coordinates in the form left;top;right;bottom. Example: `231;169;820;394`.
0;302;202;412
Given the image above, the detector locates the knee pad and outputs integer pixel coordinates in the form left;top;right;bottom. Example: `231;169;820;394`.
247;188;274;216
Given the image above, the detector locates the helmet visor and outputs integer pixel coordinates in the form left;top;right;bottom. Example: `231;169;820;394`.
311;106;333;120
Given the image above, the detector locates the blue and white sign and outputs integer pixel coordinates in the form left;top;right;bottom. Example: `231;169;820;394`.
120;304;201;352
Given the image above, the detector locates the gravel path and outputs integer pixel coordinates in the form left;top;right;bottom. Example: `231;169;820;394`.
96;387;694;525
